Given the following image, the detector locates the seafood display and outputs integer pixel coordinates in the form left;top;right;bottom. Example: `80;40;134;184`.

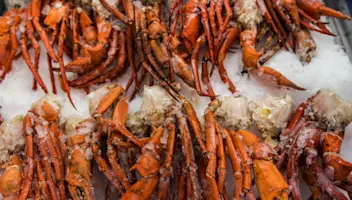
0;0;352;199
0;0;350;105
0;85;350;199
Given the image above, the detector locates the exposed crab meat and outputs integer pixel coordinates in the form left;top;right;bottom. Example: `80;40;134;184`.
140;85;174;127
0;116;24;166
126;112;149;138
92;0;112;19
5;0;30;9
250;94;295;146
234;0;262;29
211;95;252;131
311;89;352;130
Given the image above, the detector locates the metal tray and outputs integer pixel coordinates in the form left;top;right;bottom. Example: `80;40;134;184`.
325;0;352;61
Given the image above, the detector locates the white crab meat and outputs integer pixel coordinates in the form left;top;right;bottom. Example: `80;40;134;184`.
5;0;30;9
140;85;174;127
250;94;295;146
311;89;352;130
126;112;149;138
213;95;252;131
234;0;262;29
0;115;24;165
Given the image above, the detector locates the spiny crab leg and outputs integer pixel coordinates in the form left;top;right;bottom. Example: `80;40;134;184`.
57;5;76;109
91;131;125;191
223;129;243;200
20;31;49;93
31;0;58;62
19;115;35;200
230;130;252;193
215;124;227;198
181;97;207;154
177;114;202;199
157;117;176;200
204;104;221;199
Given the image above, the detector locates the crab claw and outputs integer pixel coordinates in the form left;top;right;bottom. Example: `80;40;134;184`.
238;130;289;200
297;0;351;20
250;66;305;90
121;128;163;200
240;30;263;69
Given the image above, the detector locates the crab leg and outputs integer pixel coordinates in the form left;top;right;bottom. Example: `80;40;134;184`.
37;125;59;200
1;17;20;80
304;147;348;200
287;124;321;200
191;33;209;96
177;114;202;199
181;98;207;154
91;131;124;191
230;130;252;193
223;129;243;199
177;161;187;200
297;0;351;20
72;8;79;60
215;124;226;197
158;117;176;200
31;0;57;62
217;27;239;93
19;32;48;93
107;133;131;191
107;97;131;190
123;0;139;92
36;158;51;199
46;124;66;200
58;10;75;108
201;51;216;100
26;3;41;91
214;0;233;53
204;106;221;199
19;115;35;200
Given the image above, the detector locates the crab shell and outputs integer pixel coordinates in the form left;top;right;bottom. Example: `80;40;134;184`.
0;116;24;166
250;94;295;146
311;89;352;131
212;95;253;131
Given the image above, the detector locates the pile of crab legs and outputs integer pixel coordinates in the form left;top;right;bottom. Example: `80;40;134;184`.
0;0;351;106
1;83;352;199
